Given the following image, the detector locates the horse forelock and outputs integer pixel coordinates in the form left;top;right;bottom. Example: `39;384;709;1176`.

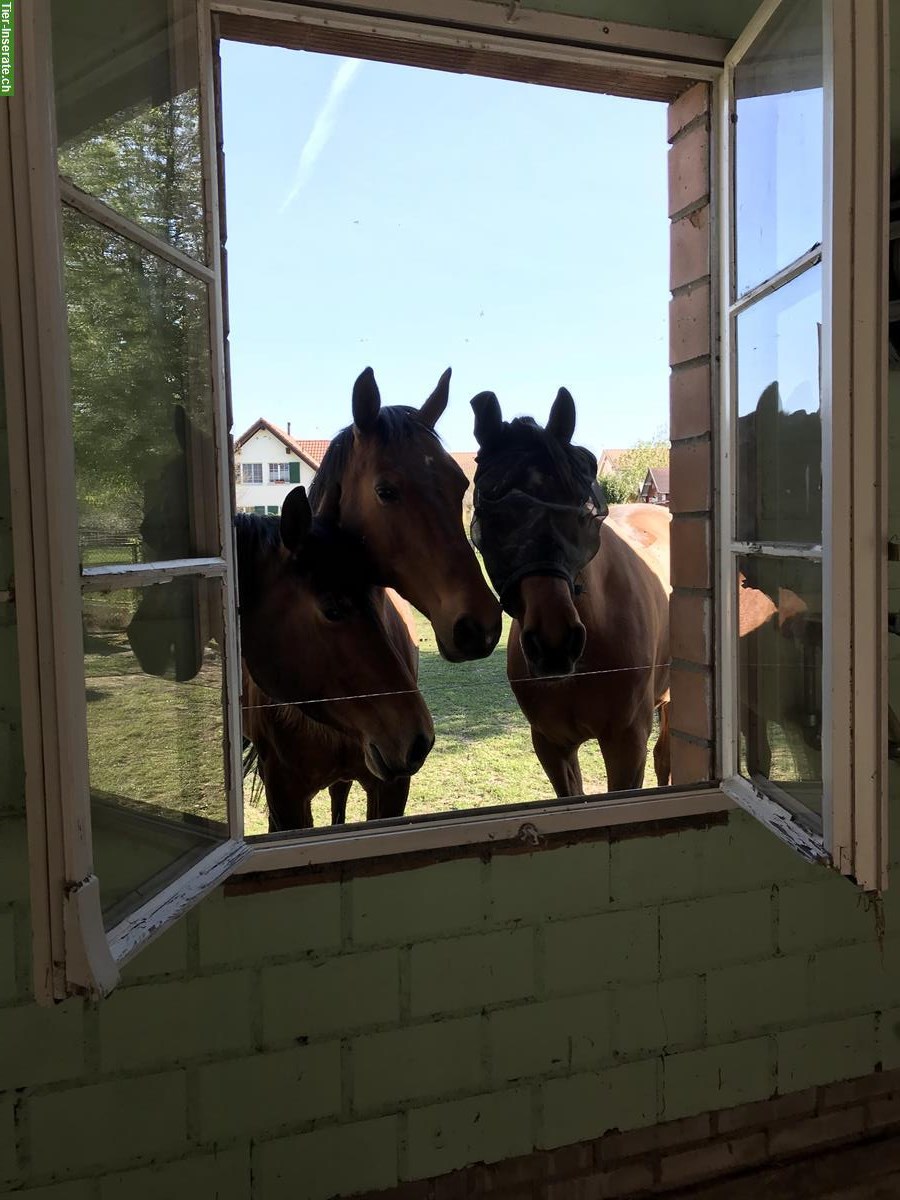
309;407;444;510
476;417;597;503
234;511;378;616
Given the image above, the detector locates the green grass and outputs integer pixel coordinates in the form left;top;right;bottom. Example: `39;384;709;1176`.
300;610;612;828
85;628;228;829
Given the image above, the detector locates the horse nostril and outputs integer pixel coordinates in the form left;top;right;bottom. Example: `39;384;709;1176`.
521;629;542;665
453;615;494;659
568;624;587;663
406;732;434;773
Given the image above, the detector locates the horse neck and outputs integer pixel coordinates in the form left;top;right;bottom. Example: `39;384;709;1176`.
242;661;359;759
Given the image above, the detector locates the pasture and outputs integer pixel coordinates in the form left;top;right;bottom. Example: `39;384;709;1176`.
244;609;615;833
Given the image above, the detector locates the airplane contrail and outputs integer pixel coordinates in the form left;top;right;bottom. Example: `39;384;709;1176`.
280;58;362;212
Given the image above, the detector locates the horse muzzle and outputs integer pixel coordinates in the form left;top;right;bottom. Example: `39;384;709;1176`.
366;731;434;781
520;623;587;678
437;613;502;663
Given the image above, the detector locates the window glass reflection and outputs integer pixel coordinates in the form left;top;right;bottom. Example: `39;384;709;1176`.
737;555;822;816
736;265;822;545
62;207;218;566
734;0;823;295
85;577;227;925
52;0;205;261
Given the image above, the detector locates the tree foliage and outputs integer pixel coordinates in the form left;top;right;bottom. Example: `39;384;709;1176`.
60;88;209;542
600;438;669;504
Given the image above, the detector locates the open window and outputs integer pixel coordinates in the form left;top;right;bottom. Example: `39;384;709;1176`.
1;0;889;1003
717;0;889;890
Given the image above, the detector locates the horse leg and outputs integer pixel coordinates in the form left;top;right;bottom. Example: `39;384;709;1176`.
531;729;584;798
256;746;314;832
598;719;652;792
366;776;411;821
653;700;671;786
329;780;352;825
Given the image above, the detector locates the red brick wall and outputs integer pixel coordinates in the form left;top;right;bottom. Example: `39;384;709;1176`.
354;1068;900;1199
667;82;715;785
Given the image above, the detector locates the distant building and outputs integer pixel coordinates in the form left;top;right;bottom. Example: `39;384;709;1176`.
597;448;629;478
233;419;319;515
293;439;331;468
639;466;670;506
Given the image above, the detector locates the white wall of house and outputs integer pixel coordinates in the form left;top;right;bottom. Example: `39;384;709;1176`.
233;428;316;513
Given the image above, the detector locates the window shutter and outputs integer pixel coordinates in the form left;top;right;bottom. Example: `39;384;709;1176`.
289;460;300;483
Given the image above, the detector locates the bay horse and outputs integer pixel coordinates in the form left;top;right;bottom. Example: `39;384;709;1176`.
471;387;671;796
308;367;502;662
236;489;434;831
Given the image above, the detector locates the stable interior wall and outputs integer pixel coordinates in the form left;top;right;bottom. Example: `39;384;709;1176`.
3;1;900;1198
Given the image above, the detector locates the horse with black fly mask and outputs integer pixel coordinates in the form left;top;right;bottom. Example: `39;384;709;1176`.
471;386;671;797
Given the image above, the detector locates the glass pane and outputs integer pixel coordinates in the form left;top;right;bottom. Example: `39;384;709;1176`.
736;265;822;545
737;555;822;816
84;577;228;925
62;207;219;566
51;0;205;261
734;0;823;296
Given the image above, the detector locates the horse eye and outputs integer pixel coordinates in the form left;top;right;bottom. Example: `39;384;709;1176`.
375;483;399;503
322;597;351;622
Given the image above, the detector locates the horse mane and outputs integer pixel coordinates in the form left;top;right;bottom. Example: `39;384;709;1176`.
478;416;598;499
234;513;282;614
308;407;443;510
234;510;377;615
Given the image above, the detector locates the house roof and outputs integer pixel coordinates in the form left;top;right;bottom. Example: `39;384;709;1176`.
294;439;331;467
646;466;670;493
234;419;320;470
597;448;629;474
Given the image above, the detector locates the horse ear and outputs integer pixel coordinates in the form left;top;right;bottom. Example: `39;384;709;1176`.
419;367;451;429
352;367;381;434
547;387;576;444
280;486;313;554
471;391;503;449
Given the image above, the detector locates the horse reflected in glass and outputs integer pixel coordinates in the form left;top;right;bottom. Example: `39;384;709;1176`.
309;367;502;662
471;387;671;796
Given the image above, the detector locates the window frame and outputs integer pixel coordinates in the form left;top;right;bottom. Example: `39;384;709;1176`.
715;0;889;891
269;461;291;484
3;0;887;1002
241;461;263;484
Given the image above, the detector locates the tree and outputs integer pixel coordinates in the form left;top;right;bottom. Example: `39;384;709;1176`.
601;437;669;504
59;87;209;544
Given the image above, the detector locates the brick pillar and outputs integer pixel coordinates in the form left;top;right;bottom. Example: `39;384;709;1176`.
667;82;714;785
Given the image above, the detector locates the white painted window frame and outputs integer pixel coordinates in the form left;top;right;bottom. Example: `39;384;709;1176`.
242;461;264;484
716;0;889;890
6;0;886;1002
269;462;291;483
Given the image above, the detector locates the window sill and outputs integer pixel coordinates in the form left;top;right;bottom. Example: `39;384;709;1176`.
226;785;732;893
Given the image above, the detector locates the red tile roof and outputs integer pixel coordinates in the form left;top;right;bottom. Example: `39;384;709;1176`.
294;439;331;467
234;419;319;470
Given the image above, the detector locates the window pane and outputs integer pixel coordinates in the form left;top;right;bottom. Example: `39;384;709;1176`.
85;578;228;925
734;0;823;296
737;555;822;816
62;207;219;566
736;265;822;545
51;0;205;261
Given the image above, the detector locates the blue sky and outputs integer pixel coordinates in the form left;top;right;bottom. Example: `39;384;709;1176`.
219;41;671;454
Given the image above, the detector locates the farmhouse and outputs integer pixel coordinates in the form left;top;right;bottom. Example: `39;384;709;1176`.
2;1;899;1198
639;465;671;505
233;418;319;514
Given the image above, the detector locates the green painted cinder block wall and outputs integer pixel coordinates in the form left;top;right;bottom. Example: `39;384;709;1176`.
2;1;900;1197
